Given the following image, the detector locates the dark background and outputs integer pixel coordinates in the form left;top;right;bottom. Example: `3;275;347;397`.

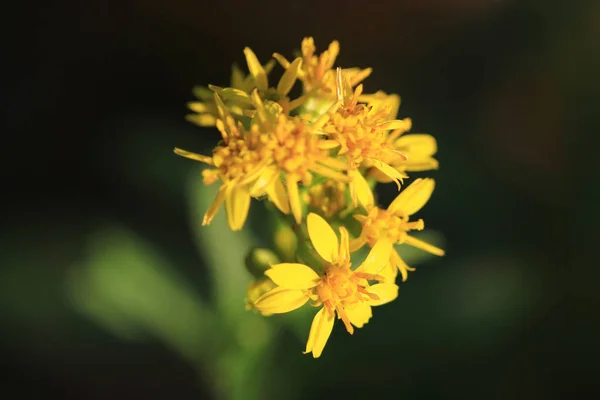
3;0;599;399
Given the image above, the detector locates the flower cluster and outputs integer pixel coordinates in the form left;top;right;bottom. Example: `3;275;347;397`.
176;38;444;358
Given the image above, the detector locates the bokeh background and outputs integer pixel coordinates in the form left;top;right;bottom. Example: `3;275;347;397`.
3;0;599;398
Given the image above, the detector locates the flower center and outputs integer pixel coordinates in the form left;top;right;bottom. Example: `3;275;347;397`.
262;116;327;183
313;263;382;334
327;106;393;167
209;137;264;183
361;208;424;247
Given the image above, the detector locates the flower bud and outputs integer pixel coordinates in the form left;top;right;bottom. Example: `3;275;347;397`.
244;247;281;279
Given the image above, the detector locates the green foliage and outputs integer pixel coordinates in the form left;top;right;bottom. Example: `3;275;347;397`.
67;227;214;361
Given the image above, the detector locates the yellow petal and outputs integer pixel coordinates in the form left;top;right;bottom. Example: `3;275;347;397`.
350;82;362;102
231;63;245;89
239;59;276;92
311;164;349;182
325;40;340;69
240;159;270;186
267;178;290;214
202;185;226;226
224;184;251;231
382;94;400;120
251;89;272;128
381;148;409;165
212;92;231;120
215;119;229;142
371;160;404;190
402;157;439;172
318;140;341;150
349;237;366;252
250;167;278;197
307;213;339;263
185;113;217;127
277;57;302;96
187;102;210;113
391;249;412;282
265;263;321;289
367;166;393;183
272;52;291;69
349;169;374;209
243;47;268;92
254;287;310;314
380;261;399;282
368;283;399;306
345;302;372;328
395;134;437;157
287;175;302;224
356;238;393;275
304;307;335;358
192;86;213;100
209;86;253;105
263;59;276;75
379;119;411;130
348;67;372;87
173;148;214;165
404;235;445;256
288;91;312;111
388;178;435;216
301;37;316;58
338;226;350;263
312;99;342;129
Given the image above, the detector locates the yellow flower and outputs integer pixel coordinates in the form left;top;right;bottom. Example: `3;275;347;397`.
357;91;439;182
253;213;398;358
175;94;268;231
367;120;440;183
273;38;372;104
357;90;402;126
392;133;439;172
215;47;308;117
186;55;277;127
177;87;350;230
316;69;410;207
350;178;445;282
249;91;349;224
187;46;307;127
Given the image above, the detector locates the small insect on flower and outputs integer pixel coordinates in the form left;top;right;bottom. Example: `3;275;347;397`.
314;69;412;205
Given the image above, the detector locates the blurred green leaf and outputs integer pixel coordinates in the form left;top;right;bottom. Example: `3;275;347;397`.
67;226;214;363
